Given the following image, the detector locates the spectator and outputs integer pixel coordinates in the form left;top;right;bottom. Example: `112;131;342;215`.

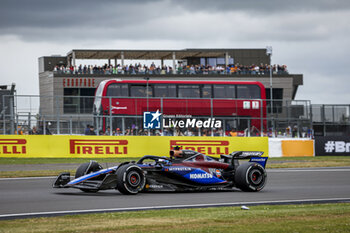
104;127;111;135
37;122;52;135
29;126;38;135
229;128;237;137
86;126;96;135
115;128;123;136
84;124;90;135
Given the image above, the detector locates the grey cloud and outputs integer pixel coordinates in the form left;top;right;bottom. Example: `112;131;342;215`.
0;0;163;29
1;0;350;33
172;0;350;13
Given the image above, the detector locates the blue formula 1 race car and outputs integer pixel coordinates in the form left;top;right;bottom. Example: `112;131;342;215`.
53;149;268;195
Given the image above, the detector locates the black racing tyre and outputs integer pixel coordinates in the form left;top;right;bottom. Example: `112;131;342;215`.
234;162;267;192
116;164;146;195
75;161;103;193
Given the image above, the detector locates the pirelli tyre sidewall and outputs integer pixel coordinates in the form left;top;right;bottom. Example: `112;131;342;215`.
234;162;267;192
116;164;146;195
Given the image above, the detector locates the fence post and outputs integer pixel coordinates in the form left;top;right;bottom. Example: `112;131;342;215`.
43;117;46;135
122;117;125;135
96;115;99;136
9;96;15;134
109;97;112;136
161;98;163;136
56;96;60;134
69;116;72;135
247;119;251;137
28;112;31;131
322;104;326;136
260;99;263;137
211;98;213;136
2;95;5;134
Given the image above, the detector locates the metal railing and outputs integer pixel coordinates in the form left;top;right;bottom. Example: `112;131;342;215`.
1;95;316;137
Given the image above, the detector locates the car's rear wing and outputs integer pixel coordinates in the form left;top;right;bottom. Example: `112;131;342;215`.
220;151;268;169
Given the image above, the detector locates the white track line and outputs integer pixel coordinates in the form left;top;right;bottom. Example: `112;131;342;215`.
268;169;350;172
1;197;350;219
0;176;56;181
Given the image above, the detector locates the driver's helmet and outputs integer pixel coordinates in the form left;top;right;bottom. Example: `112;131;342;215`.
170;146;198;160
170;146;183;160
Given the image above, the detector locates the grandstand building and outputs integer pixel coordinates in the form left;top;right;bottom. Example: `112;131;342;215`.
38;48;304;134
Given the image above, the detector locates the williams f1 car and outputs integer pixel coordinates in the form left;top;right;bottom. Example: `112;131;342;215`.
53;149;268;195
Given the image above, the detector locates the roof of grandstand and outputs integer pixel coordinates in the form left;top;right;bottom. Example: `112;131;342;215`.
67;48;266;60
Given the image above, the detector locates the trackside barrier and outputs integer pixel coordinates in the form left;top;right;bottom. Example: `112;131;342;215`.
315;136;350;156
268;138;314;157
0;135;268;158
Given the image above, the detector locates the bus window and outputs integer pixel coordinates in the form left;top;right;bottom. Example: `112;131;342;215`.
154;84;176;97
106;83;129;97
213;85;235;98
178;85;200;98
237;85;261;99
130;85;153;97
202;85;212;98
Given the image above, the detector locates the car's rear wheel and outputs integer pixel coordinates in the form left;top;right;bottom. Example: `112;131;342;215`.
75;161;102;193
116;164;145;195
234;162;267;192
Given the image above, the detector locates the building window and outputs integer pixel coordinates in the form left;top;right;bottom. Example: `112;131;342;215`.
202;85;212;98
64;88;96;114
154;84;176;97
237;85;261;99
207;58;217;67
265;88;283;113
106;84;129;97
130;85;153;97
213;85;235;98
178;85;200;98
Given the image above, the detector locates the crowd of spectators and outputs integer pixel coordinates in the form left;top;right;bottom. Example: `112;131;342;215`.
54;63;288;76
14;123;310;138
15;124;52;135
83;123;311;138
85;125;226;137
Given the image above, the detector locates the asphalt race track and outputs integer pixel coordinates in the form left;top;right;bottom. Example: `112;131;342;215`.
1;167;350;219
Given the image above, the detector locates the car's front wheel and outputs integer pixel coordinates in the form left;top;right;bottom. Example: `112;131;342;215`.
116;164;145;195
75;161;102;193
234;162;267;192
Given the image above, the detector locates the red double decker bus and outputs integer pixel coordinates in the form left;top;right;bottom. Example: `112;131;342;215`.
93;79;266;135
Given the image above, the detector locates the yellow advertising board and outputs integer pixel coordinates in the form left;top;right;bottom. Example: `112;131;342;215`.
0;135;268;158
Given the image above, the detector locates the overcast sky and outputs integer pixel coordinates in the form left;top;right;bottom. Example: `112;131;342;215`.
1;0;350;104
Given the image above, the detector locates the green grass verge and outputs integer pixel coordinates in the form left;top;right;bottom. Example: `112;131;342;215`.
266;156;350;169
0;203;349;232
0;170;76;178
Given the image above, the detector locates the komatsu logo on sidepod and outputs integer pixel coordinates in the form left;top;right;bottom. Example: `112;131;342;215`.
190;173;213;179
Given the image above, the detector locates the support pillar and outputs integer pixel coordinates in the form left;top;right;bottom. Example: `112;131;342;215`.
225;52;229;67
172;52;176;74
121;52;124;67
72;51;76;67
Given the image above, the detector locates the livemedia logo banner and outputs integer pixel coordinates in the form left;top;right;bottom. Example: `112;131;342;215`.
143;110;222;129
143;110;162;129
315;136;350;156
